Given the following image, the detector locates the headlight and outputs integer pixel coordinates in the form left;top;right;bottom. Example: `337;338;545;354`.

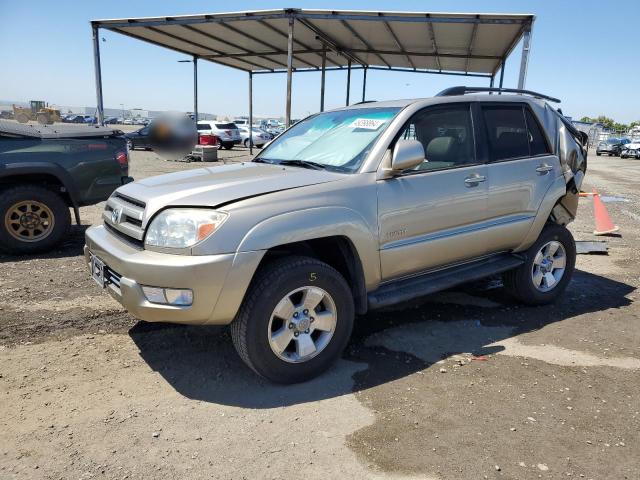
145;208;228;248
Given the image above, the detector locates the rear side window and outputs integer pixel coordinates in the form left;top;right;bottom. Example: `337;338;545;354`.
482;105;551;161
215;123;237;129
482;106;529;161
196;123;211;131
524;109;551;156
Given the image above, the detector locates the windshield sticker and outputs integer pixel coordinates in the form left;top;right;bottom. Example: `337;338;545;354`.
350;118;386;130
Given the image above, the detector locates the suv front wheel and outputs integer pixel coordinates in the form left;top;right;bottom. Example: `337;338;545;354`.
503;223;576;305
231;256;354;383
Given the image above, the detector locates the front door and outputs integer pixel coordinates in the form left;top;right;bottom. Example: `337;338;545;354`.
377;103;490;281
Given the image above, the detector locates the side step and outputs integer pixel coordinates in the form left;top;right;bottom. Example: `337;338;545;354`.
368;254;524;310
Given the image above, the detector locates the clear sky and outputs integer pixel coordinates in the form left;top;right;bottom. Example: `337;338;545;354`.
1;0;638;122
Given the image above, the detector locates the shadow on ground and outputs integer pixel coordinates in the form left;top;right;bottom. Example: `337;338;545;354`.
0;224;89;263
129;269;634;408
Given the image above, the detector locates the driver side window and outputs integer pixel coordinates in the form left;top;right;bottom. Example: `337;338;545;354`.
399;104;476;172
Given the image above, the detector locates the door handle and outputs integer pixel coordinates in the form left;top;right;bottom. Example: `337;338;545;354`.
536;164;554;174
464;174;486;186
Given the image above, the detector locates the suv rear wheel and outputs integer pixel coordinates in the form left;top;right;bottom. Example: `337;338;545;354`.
231;256;354;383
0;185;71;254
503;223;575;305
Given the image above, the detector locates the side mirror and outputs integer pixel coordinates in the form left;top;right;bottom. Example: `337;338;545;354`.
391;139;425;172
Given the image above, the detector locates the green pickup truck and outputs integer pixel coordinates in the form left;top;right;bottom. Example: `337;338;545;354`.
0;120;132;254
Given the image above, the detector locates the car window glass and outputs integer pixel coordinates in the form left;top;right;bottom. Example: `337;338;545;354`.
196;123;210;131
398;105;475;172
482;106;529;161
524;109;550;156
216;123;237;129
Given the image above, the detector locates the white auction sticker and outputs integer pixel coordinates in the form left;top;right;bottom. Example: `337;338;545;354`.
350;118;386;130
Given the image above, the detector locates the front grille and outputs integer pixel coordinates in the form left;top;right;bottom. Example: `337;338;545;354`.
104;223;144;249
103;193;146;244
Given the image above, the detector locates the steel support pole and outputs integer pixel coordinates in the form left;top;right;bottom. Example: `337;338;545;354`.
193;56;198;121
320;46;326;112
517;27;532;89
92;25;105;125
285;17;294;127
498;60;505;92
489;75;494;88
249;71;253;155
346;60;352;106
362;67;367;102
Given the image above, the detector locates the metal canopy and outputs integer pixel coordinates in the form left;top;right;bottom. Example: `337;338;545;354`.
93;9;534;75
91;9;535;153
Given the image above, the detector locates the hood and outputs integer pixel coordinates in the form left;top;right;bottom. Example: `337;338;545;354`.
116;162;346;221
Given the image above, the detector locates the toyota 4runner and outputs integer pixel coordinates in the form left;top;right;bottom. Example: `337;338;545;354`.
85;87;587;383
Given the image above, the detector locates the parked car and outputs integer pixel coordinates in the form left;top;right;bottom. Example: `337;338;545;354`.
196;121;241;149
620;142;640;159
123;119;134;125
104;117;120;125
0;120;131;254
124;125;153;150
85;89;586;383
239;126;271;148
596;138;630;156
64;115;86;124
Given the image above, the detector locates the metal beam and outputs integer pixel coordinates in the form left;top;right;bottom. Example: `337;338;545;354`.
285;17;294;127
256;19;340;67
248;71;253;155
346;60;351;106
383;21;416;70
145;26;275;71
320;46;326;112
362;67;367;102
92;25;105;125
203;49;502;61
464;16;479;73
181;24;288;69
253;66;360;75
517;27;532;89
367;66;491;78
218;21;316;69
426;19;442;72
297;17;366;66
498;59;506;91
94;12;531;30
193;56;198;121
340;20;389;68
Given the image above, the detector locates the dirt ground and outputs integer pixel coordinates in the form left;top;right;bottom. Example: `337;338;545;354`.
1;150;639;480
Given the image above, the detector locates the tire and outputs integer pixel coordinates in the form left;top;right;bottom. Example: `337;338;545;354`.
243;139;249;148
502;223;576;306
0;185;71;254
231;255;355;384
596;152;601;156
15;113;29;124
223;143;233;150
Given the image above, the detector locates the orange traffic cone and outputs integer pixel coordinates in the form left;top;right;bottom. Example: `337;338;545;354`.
592;189;619;236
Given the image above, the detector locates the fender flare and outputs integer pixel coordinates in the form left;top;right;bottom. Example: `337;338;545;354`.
237;206;382;290
0;162;81;223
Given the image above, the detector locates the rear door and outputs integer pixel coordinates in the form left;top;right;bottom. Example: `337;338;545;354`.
480;103;559;253
377;103;490;280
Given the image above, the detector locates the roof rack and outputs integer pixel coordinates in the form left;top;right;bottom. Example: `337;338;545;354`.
436;86;561;103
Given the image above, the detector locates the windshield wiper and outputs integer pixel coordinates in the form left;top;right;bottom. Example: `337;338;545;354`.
279;159;326;170
252;157;273;164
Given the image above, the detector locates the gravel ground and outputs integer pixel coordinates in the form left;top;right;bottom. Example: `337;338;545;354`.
1;150;639;480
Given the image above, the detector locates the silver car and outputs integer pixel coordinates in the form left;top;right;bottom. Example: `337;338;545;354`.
85;89;586;383
238;126;271;148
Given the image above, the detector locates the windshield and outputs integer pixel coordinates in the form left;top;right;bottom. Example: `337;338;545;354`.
255;107;400;172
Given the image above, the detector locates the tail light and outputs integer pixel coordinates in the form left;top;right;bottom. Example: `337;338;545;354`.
116;150;128;170
198;134;218;146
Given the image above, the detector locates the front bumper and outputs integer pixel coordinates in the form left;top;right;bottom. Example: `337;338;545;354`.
84;225;263;325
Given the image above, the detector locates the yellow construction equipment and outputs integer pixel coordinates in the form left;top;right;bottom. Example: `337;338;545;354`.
12;101;61;125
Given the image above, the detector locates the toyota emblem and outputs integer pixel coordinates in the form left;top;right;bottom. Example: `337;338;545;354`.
111;208;122;224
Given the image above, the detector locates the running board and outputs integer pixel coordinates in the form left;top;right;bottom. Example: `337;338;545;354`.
368;254;524;310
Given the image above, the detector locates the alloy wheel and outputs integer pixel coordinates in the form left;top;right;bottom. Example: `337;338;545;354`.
4;200;55;243
531;240;566;292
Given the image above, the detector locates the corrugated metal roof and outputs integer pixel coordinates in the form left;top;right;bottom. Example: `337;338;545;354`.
93;9;534;76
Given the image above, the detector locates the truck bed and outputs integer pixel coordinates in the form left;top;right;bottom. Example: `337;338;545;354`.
0;120;122;139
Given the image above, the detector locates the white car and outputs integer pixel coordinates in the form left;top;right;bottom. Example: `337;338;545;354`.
196;121;242;150
238;126;271;148
621;142;640;159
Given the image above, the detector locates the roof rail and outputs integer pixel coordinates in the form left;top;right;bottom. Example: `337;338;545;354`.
436;86;561;103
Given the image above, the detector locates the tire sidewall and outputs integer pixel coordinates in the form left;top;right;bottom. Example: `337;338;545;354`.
0;187;71;254
242;261;354;383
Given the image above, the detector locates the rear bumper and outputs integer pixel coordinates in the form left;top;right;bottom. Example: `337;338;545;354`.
84;225;263;325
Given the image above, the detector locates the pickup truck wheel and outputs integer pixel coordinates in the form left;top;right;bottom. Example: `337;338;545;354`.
0;185;71;254
231;256;355;384
502;224;575;305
